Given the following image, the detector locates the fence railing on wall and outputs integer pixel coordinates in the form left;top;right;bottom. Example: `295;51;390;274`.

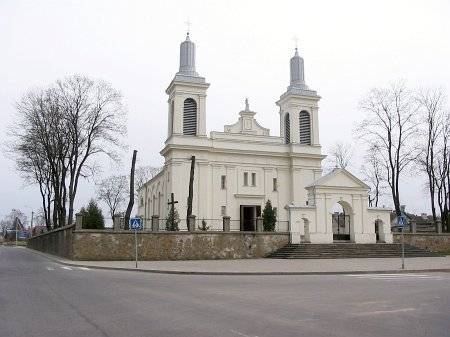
73;214;290;233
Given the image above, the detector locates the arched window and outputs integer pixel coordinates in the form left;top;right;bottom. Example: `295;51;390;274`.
183;98;197;135
285;113;290;144
299;110;311;145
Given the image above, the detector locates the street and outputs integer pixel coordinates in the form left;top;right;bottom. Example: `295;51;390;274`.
1;246;449;337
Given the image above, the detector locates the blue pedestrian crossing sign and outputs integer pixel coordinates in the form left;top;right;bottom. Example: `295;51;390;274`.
396;215;407;228
129;217;143;231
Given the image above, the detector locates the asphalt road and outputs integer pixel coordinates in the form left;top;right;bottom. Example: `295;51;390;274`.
1;246;449;337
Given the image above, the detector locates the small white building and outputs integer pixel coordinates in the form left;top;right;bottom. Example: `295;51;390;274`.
138;33;392;244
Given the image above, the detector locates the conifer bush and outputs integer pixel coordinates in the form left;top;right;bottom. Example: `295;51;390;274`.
165;206;180;231
80;200;105;229
262;199;277;232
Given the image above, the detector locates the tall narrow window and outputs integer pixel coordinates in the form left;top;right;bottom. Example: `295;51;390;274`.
183;98;197;135
244;172;248;186
221;206;227;216
221;175;226;190
273;178;278;191
299;110;311;145
251;173;256;186
168;100;174;135
285;113;290;144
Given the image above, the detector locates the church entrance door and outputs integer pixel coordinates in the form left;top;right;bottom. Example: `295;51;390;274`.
332;213;350;241
240;205;261;231
331;201;352;241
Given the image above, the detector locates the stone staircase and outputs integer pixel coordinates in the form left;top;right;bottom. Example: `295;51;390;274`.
267;243;444;259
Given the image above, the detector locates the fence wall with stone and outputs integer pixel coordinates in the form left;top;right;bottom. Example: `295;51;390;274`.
27;227;289;261
72;231;289;261
393;233;450;253
27;224;75;259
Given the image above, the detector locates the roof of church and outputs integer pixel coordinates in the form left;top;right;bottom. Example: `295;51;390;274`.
306;168;370;190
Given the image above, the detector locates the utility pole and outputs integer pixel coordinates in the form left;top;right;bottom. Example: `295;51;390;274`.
30;211;34;236
15;218;18;246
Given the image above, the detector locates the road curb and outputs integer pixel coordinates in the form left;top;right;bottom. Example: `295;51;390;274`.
26;247;450;276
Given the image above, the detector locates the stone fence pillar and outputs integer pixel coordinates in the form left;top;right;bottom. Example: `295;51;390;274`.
256;217;264;232
436;220;442;234
75;213;83;230
113;215;122;231
187;215;196;232
151;215;160;232
410;221;417;233
222;216;230;232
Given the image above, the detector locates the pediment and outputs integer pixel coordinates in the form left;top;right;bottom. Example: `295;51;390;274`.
306;168;369;190
224;99;270;136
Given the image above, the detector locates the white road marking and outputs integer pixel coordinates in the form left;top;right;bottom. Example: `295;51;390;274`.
77;267;90;271
353;308;416;316
230;329;258;337
347;273;444;281
61;266;73;271
46;266;55;271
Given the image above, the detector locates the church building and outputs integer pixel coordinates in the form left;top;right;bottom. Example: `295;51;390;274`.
138;33;393;244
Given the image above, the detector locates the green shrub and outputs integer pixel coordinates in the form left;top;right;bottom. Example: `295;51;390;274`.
262;199;277;231
198;219;210;231
165;206;180;231
80;199;105;229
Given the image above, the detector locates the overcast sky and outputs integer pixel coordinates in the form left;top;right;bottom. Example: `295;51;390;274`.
1;0;449;221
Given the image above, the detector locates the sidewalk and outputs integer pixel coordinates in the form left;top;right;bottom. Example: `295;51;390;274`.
28;248;450;275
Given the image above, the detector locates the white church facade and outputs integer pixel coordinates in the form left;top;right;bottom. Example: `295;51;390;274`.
138;33;393;244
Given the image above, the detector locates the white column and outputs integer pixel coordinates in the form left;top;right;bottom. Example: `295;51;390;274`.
198;94;207;136
289;109;300;144
172;94;183;134
311;106;320;146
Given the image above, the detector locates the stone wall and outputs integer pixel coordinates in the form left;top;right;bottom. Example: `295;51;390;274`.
393;233;450;253
27;225;74;259
28;229;289;261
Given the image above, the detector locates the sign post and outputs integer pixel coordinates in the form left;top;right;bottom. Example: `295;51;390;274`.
129;217;143;268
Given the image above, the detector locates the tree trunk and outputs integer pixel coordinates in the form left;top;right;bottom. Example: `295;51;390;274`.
186;156;195;221
124;150;137;229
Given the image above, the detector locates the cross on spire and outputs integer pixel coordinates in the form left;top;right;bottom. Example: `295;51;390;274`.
292;35;299;52
185;19;192;36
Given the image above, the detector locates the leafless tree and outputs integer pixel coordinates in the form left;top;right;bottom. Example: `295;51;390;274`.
415;88;447;225
135;165;162;195
1;209;28;229
96;175;128;219
327;141;353;170
357;81;419;216
9;75;126;229
12;88;64;229
433;110;450;231
360;145;386;207
57;75;126;226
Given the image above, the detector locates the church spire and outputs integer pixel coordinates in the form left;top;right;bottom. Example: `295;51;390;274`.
290;47;305;88
178;32;199;77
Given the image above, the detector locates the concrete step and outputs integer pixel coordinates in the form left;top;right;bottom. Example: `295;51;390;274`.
267;243;444;259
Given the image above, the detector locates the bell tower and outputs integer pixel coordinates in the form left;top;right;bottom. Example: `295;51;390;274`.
166;32;210;139
276;48;320;146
